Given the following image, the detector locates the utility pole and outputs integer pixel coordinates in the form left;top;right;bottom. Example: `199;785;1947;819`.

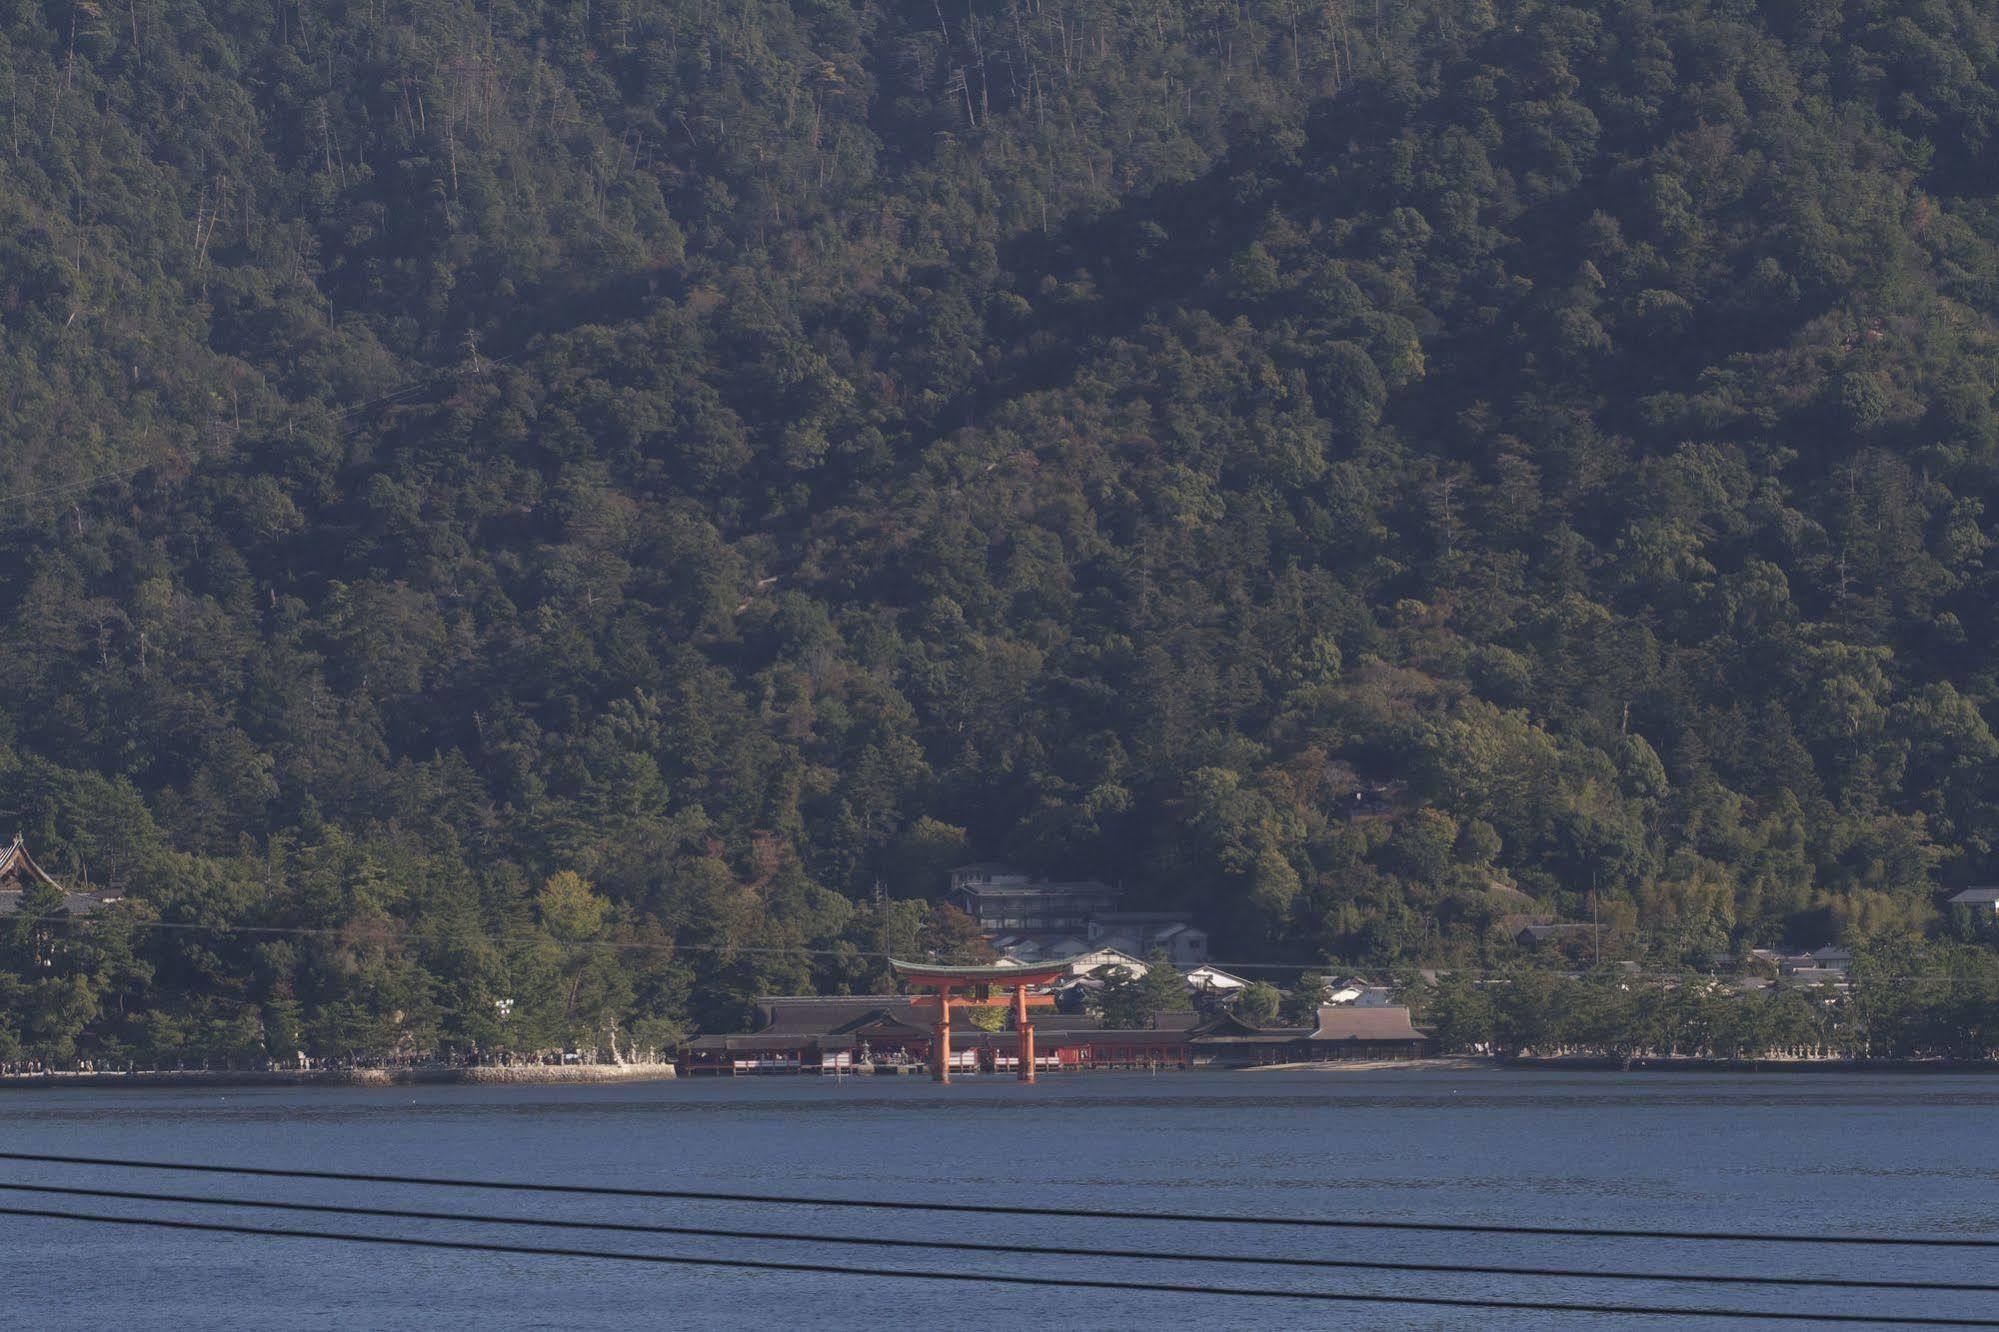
1592;886;1601;969
873;878;887;984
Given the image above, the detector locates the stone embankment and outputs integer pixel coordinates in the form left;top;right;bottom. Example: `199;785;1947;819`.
0;1062;678;1090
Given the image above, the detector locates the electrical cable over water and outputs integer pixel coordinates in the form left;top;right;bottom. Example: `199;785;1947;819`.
4;1150;1993;1248
1;1202;1992;1326
0;1178;1988;1296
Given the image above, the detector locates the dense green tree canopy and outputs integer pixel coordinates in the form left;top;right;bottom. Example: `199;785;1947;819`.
0;0;1996;1061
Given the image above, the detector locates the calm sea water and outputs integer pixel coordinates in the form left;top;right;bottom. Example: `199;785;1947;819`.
2;1068;1993;1329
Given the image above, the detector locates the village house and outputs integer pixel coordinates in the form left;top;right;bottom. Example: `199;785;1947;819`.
1184;964;1251;995
948;862;1033;893
954;869;1121;932
1086;912;1210;965
1744;947;1853;978
1321;976;1397;1007
952;861;1208;966
1050;957;1255;1013
1745;947;1812;974
1342;779;1408;820
1947;887;1999;917
1036;948;1150;1011
986;932;1090;965
1779;967;1849;991
1057;946;1150;978
1515;922;1606;949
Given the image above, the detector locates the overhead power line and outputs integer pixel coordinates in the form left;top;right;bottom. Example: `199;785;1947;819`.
6;912;1308;975
2;1203;1990;1326
14;913;1991;983
0;461;171;510
0;1179;1986;1296
4;1151;1995;1250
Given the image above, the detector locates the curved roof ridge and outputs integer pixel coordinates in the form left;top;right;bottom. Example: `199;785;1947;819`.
0;835;64;890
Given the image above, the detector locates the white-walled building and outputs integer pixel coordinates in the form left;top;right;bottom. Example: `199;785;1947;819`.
1185;964;1251;994
1061;946;1150;978
1087;913;1210;965
948;862;1208;964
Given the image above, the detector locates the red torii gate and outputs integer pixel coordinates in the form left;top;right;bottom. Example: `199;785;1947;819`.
889;959;1069;1084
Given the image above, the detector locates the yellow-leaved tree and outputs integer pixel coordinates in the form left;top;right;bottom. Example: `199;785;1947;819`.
538;870;610;943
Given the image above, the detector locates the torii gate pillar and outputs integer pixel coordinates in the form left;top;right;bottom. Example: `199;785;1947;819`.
933;985;955;1083
1013;982;1036;1083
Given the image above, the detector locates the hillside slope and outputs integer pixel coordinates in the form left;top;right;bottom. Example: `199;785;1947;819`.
0;0;1996;1052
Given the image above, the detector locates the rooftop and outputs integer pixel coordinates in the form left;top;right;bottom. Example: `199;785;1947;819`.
754;996;927;1037
889;958;1074;984
1948;887;1999;904
1517;922;1606;942
0;835;64;890
960;878;1119;899
0;835;122;917
1309;1006;1428;1042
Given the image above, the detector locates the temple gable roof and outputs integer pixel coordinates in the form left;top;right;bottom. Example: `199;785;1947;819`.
1191;1011;1292;1038
0;835;63;890
843;1015;937;1041
0;835;121;918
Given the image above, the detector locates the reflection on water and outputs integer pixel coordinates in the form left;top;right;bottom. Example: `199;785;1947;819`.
2;1069;1994;1330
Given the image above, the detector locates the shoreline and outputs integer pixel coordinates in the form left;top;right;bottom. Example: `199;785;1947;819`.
1250;1054;1999;1074
6;1055;1998;1090
1243;1056;1490;1073
0;1063;679;1091
1503;1055;1999;1074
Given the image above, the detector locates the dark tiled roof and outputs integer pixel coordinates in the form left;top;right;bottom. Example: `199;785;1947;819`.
755;996;926;1036
1309;1006;1428;1041
1193;1031;1314;1044
1191;1009;1315;1043
0;889;120;917
845;1016;937;1040
1033;1013;1105;1032
960;878;1119;899
683;1034;822;1052
1043;1011;1205;1041
1518;922;1604;942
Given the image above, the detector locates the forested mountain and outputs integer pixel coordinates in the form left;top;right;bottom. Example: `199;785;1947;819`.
1;0;1997;1059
